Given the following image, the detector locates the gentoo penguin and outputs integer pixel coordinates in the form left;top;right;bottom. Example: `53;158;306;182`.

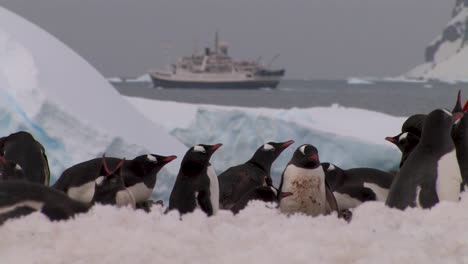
168;144;222;216
92;158;136;208
230;185;282;214
322;162;394;209
0;131;50;185
53;153;176;205
0;181;89;225
385;132;420;168
452;106;468;189
401;91;463;138
386;109;463;210
0;156;25;181
278;144;340;217
219;140;295;209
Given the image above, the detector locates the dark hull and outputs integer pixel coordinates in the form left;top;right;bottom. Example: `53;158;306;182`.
151;76;281;89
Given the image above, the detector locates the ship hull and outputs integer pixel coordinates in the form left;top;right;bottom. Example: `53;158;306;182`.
150;74;281;89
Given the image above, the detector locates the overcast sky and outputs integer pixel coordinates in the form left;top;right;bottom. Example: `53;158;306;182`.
0;0;454;79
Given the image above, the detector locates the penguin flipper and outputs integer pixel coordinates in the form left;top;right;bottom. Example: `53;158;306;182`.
197;190;213;216
325;181;339;213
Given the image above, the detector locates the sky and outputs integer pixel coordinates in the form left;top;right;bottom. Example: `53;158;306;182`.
0;0;454;79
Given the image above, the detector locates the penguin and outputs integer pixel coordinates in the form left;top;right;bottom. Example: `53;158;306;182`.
92;158;136;208
385;132;420;168
53;153;176;205
168;144;222;216
0;181;89;225
451;102;468;189
386;109;463;210
0;156;25;181
0;131;50;185
278;144;341;217
219;140;294;209
322;163;394;209
0;158;132;224
230;185;282;214
401;90;463;138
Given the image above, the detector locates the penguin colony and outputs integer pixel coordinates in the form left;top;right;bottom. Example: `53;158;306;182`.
0;91;467;224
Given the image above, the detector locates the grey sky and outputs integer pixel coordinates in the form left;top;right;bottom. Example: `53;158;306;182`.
0;0;454;79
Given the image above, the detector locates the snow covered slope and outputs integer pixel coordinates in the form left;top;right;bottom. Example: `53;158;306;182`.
0;7;186;181
407;1;468;82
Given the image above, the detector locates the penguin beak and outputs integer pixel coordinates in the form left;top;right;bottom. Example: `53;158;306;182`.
211;144;223;151
453;113;464;122
163;155;177;163
280;140;295;148
310;154;318;162
280;192;293;198
385;136;396;143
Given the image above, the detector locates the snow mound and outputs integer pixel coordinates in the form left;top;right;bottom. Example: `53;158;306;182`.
2;194;468;263
347;77;374;85
0;7;186;181
406;1;468;82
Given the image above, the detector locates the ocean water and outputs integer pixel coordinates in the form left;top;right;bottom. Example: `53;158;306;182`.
113;79;468;116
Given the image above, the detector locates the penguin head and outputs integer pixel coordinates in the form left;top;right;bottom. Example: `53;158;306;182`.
401;114;426;138
321;162;345;191
290;144;321;169
250;140;295;165
132;154;177;175
93;157;126;205
452;113;468;144
0;156;25;181
385;132;420;153
420;109;459;144
182;144;223;165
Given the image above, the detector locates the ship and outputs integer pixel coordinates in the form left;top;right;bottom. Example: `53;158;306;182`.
149;33;285;89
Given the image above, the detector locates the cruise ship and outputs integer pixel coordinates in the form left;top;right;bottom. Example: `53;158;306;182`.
149;33;285;89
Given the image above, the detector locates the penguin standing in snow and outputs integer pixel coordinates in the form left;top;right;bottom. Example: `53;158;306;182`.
451;101;468;189
53;153;176;206
0;157;132;224
322;163;394;209
230;185;281;214
168;144;222;216
385;132;420;168
0;131;50;185
386;109;463;209
219;140;294;209
278;144;341;217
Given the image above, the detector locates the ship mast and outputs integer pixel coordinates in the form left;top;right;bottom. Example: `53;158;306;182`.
214;31;219;55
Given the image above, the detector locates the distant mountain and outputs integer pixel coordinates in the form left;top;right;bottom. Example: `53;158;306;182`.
407;0;468;82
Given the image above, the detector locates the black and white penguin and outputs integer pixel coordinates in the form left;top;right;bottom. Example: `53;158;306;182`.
0;131;50;185
0;181;89;225
0;156;25;181
92;158;136;208
322;162;394;209
53;153;176;205
229;185;283;214
385;132;420;168
278;144;340;217
386;109;463;209
452;105;468;189
168;144;222;216
219;140;294;209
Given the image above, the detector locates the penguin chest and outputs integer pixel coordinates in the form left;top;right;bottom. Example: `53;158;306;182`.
67;180;97;204
280;166;326;216
435;150;462;202
115;189;136;209
207;165;219;214
127;182;153;203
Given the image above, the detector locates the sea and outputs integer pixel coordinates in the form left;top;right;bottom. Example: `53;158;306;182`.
112;79;468;117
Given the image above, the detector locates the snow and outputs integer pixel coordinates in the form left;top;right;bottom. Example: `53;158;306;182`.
347;77;374;85
2;196;468;263
0;6;187;181
126;97;404;193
